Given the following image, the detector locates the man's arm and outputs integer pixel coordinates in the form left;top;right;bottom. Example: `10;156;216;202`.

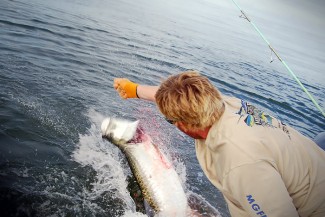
137;85;159;102
223;161;299;217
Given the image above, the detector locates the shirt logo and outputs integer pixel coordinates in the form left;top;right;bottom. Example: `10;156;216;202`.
237;99;291;138
246;195;267;217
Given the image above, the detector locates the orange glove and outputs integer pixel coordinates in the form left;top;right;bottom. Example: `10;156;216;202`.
114;78;139;99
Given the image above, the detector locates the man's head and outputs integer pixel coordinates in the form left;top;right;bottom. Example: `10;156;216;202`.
155;71;224;132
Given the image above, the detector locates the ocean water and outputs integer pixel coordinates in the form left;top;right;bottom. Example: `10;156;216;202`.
0;0;324;216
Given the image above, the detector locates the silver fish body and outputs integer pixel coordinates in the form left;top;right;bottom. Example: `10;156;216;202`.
101;118;188;216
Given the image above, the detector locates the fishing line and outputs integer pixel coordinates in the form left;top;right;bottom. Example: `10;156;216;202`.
230;0;325;118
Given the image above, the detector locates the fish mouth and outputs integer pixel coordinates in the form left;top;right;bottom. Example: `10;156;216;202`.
128;127;148;143
101;117;146;145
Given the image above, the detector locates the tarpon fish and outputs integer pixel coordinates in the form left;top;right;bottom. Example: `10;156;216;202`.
101;118;189;216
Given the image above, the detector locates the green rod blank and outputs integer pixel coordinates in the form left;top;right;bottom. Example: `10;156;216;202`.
230;0;325;117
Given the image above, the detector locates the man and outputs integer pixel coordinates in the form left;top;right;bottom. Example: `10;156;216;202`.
114;71;325;217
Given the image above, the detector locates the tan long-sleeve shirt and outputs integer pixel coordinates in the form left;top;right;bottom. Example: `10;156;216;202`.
195;97;325;217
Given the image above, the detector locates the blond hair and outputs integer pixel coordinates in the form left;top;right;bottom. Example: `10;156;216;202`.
155;71;224;130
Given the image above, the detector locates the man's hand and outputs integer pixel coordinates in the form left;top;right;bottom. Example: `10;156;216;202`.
113;78;139;99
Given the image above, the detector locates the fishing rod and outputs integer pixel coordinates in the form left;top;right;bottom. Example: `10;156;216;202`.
230;0;325;118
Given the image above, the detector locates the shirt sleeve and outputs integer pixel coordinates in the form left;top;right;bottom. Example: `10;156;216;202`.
223;161;299;217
